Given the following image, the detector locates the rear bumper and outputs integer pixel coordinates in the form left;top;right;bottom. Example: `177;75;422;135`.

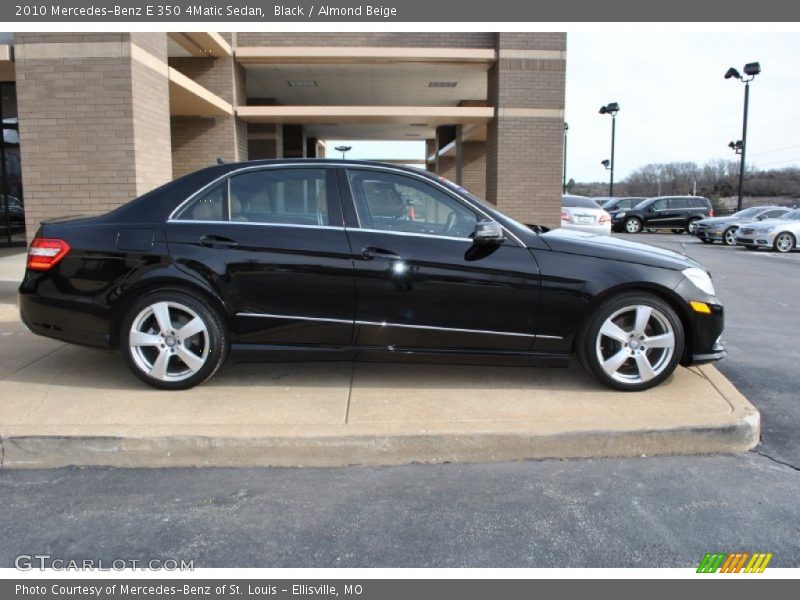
18;286;112;349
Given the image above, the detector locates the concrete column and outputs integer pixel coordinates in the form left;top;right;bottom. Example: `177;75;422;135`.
486;33;566;229
15;33;172;237
169;54;247;177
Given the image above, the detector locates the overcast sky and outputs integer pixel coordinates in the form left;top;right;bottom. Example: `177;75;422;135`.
328;32;800;183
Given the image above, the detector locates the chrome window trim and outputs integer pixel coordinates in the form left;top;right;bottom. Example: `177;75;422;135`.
349;227;475;243
166;219;345;231
234;311;562;340
167;161;525;247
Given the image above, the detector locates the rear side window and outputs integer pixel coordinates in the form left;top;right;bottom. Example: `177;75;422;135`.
761;209;787;219
174;183;228;221
230;168;329;226
669;198;688;210
562;196;600;209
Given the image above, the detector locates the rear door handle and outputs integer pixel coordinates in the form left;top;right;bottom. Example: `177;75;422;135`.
361;246;400;261
199;235;238;249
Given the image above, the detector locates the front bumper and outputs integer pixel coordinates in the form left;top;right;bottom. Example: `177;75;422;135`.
695;226;725;241
693;342;727;363
736;228;776;248
673;278;726;366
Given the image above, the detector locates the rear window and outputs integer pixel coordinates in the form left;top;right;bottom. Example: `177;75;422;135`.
563;196;600;209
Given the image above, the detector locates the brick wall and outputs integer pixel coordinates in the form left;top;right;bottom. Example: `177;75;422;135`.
461;141;486;199
169;55;247;176
486;33;566;229
15;32;172;236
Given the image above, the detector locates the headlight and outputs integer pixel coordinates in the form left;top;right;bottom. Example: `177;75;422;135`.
683;267;715;296
616;212;626;218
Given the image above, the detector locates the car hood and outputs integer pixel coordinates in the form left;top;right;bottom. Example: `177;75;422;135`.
538;228;700;271
697;216;734;226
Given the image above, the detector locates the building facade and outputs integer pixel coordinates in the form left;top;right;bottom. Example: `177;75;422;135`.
0;32;566;244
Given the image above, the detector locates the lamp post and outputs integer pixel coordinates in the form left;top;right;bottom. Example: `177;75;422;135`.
725;62;760;212
599;102;619;196
562;122;569;193
334;145;352;160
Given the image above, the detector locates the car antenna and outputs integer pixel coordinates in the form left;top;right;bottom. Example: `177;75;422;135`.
216;158;225;165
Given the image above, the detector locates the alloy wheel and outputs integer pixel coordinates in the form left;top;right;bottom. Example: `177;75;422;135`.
724;228;738;246
595;304;676;384
775;233;795;253
129;301;210;382
625;219;641;233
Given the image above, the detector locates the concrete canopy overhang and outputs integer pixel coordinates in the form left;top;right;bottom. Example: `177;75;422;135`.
236;46;495;65
168;67;233;116
168;32;232;57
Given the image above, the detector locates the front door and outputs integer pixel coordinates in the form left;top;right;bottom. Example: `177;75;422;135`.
166;166;355;345
340;168;540;351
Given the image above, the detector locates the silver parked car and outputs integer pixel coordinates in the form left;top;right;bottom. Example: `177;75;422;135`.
561;195;612;235
736;208;800;253
695;205;790;246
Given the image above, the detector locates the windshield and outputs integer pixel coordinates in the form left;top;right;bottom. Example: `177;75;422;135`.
634;198;652;209
601;199;617;209
732;206;764;218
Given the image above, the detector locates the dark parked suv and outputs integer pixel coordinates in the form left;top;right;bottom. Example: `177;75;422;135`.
612;196;713;234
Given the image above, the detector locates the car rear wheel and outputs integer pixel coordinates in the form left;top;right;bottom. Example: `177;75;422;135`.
577;292;684;392
624;218;642;233
686;218;700;234
121;290;228;390
774;232;796;253
722;227;738;246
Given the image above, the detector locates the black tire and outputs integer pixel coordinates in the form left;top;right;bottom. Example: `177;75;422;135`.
121;289;228;390
722;227;738;246
624;217;642;233
773;232;796;253
700;238;713;244
685;218;700;234
671;229;684;234
576;291;685;392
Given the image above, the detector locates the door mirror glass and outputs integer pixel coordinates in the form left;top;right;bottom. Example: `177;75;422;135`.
472;220;505;244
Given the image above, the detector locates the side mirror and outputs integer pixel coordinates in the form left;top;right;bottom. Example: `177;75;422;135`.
472;220;506;244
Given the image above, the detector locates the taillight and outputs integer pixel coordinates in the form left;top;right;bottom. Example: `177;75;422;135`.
561;211;570;222
599;213;611;223
709;209;715;217
27;238;71;271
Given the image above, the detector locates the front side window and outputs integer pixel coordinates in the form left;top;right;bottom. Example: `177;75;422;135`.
347;170;478;238
651;199;668;211
174;183;227;221
229;168;329;226
761;209;788;219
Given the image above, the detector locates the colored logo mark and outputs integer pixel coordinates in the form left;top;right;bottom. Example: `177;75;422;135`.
697;552;773;573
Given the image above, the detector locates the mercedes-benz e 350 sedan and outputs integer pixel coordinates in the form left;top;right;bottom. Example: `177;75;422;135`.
19;160;726;391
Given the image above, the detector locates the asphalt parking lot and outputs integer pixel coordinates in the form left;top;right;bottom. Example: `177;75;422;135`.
1;233;798;568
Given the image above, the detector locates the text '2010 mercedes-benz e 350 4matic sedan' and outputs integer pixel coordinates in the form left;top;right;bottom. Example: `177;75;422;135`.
19;160;726;391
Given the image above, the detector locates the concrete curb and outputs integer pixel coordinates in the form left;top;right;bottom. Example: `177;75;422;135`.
0;365;759;469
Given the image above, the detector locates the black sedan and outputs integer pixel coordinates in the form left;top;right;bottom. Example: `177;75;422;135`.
19;160;725;391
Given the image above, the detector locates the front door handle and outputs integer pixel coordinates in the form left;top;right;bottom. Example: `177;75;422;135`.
199;234;238;249
361;246;401;261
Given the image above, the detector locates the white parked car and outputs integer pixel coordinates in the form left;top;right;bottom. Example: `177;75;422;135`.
561;195;612;235
736;208;800;253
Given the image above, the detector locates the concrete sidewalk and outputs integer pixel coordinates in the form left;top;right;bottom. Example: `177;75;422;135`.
0;247;759;468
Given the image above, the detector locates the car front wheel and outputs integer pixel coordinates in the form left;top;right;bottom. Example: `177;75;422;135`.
686;218;701;234
577;292;684;391
723;227;738;246
624;218;642;233
121;290;228;390
773;232;796;253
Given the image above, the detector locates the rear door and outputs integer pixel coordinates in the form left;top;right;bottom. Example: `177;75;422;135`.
339;167;540;351
166;165;355;345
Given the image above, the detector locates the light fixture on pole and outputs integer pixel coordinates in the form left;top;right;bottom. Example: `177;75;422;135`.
334;145;352;159
562;122;569;193
599;102;620;196
728;140;743;155
725;62;760;212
